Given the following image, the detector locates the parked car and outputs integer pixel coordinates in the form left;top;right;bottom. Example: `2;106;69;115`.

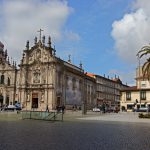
4;103;22;111
5;105;16;111
136;107;148;112
106;107;114;113
93;107;101;112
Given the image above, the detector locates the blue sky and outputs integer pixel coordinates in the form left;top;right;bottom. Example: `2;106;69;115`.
0;0;150;85
63;0;132;71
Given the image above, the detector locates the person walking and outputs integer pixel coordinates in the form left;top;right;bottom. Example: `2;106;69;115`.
61;105;65;114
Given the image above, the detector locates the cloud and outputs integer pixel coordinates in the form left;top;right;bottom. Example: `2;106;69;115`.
132;0;150;14
111;0;150;64
0;0;72;62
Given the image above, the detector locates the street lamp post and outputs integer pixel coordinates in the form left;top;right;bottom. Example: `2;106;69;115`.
138;54;141;108
46;57;49;112
82;74;87;115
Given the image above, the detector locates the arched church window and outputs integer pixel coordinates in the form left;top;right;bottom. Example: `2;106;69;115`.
72;77;76;90
1;75;4;84
58;72;61;87
79;80;82;90
7;77;10;86
66;76;69;89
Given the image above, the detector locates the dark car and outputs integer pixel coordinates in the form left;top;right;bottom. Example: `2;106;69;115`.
15;103;22;110
114;108;119;113
106;107;114;113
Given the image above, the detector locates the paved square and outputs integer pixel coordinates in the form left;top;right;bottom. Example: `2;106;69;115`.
0;111;150;150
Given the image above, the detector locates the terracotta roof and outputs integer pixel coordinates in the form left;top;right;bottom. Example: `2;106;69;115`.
85;72;95;78
121;86;150;91
124;86;137;90
121;86;137;91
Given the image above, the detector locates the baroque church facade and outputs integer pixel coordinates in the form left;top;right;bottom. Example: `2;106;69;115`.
0;41;17;107
0;35;96;111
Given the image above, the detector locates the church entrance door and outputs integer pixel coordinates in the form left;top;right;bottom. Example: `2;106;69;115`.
32;93;38;108
57;97;61;107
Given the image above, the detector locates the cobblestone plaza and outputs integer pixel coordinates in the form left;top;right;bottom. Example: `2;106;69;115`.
0;112;150;150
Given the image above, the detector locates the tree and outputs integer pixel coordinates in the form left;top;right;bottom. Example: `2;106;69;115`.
137;45;150;80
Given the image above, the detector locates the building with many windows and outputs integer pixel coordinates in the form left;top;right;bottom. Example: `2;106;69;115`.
121;66;150;111
86;73;128;108
0;35;96;111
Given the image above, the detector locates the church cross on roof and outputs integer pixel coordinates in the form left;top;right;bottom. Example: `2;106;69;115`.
37;29;44;41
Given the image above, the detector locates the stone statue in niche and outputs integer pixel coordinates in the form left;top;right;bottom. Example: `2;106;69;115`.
27;93;30;101
41;93;44;102
42;74;46;83
29;54;33;63
36;49;41;61
33;69;41;83
0;88;3;94
0;58;2;64
43;51;48;61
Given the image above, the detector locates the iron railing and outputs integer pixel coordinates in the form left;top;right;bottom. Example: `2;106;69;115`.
21;110;63;121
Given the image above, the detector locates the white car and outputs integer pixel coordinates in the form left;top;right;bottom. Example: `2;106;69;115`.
136;107;148;112
93;107;101;112
5;105;16;111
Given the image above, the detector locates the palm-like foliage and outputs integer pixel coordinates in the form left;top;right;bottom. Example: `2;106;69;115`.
137;45;150;80
142;58;150;80
137;46;150;58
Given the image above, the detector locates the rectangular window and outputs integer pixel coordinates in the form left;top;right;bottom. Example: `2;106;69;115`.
140;91;146;100
141;81;146;87
126;92;131;100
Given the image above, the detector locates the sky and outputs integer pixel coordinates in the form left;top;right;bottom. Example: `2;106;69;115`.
0;0;150;85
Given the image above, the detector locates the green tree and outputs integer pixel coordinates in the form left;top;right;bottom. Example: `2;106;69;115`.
137;45;150;80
